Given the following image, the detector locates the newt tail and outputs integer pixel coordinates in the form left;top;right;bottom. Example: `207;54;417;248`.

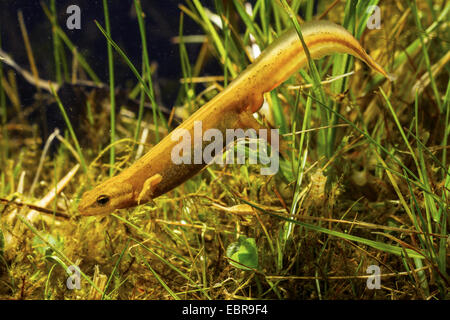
78;20;393;216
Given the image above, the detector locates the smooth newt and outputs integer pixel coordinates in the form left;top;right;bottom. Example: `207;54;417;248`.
78;20;393;216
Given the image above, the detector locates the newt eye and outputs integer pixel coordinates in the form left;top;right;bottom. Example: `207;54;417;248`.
96;195;110;206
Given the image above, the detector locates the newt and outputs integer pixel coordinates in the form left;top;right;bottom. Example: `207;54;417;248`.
78;20;393;216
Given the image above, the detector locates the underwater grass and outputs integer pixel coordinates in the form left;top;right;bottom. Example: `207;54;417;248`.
0;0;448;300
134;0;162;143
94;20;168;135
50;0;62;85
41;2;101;84
49;85;89;179
102;0;117;177
0;27;8;163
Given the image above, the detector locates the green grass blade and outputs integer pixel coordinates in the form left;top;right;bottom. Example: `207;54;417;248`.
0;27;8;162
192;0;237;78
41;2;101;84
17;214;103;295
101;240;129;300
135;250;180;300
94;20;168;133
241;198;426;259
328;0;358;158
133;237;211;299
410;0;443;113
355;0;380;38
442;80;450;170
102;0;117;177
231;0;264;45
50;0;62;84
134;0;164;142
49;85;89;180
178;12;195;113
372;2;449;86
279;0;329;158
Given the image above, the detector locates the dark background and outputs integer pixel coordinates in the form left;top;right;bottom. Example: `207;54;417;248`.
0;0;211;108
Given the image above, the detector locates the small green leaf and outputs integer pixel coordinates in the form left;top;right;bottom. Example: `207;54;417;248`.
33;234;64;258
226;236;258;271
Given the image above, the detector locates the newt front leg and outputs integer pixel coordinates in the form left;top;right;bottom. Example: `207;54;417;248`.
78;20;393;216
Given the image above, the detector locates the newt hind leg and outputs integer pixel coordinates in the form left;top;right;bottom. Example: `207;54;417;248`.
240;96;290;160
247;93;265;113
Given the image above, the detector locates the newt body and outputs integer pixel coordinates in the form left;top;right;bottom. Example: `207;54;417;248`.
78;20;392;216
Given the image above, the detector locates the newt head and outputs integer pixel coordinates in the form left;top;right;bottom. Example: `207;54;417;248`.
78;180;134;216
